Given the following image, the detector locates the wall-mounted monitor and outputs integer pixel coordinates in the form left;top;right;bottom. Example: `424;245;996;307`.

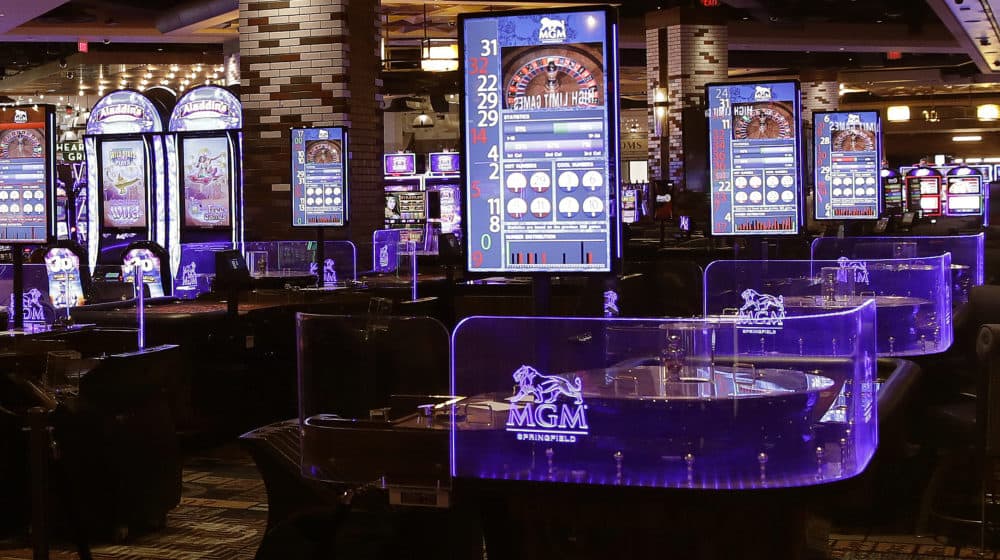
0;106;55;243
813;110;881;220
384;153;416;176
291;126;348;227
706;81;802;235
460;6;620;272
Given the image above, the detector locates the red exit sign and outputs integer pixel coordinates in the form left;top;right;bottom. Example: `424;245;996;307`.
77;40;88;53
701;0;719;6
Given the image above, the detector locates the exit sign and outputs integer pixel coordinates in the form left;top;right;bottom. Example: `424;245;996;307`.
77;40;88;53
701;0;719;6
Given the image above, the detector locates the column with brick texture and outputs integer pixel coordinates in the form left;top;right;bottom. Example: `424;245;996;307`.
646;7;727;191
800;69;839;127
239;0;382;265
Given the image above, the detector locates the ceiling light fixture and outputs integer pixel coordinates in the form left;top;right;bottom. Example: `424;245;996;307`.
886;105;910;122
953;135;982;142
977;103;999;121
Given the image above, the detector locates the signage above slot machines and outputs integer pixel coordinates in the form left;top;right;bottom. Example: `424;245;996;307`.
460;6;621;273
427;152;460;175
86;90;163;135
0;106;55;243
945;165;984;217
707;81;802;235
291;127;348;227
881;168;904;215
168;86;242;132
813;111;881;221
384;153;416;176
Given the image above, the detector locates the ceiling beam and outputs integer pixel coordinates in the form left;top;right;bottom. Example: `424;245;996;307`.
927;0;1000;74
728;22;964;53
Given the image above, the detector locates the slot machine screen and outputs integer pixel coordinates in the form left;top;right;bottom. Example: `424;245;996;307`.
882;169;904;215
0;106;54;243
384;190;427;225
461;7;620;273
384;153;416;176
813;111;881;220
946;175;983;216
182;136;232;228
100;140;148;230
429;152;460;174
707;81;802;235
291;126;348;227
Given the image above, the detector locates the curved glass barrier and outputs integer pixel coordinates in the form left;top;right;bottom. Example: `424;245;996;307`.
811;233;983;305
298;313;452;496
704;256;952;356
174;241;230;299
451;305;877;489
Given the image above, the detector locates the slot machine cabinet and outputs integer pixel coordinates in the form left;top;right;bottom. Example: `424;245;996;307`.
167;86;243;283
423;152;463;250
904;167;943;219
881;168;904;216
382;152;428;251
84;90;170;275
945;165;986;223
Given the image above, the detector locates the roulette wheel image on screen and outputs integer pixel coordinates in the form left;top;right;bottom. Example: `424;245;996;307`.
0;129;44;159
305;140;342;164
832;129;876;152
732;102;794;140
502;44;604;109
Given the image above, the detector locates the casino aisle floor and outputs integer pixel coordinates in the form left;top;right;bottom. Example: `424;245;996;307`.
0;445;994;560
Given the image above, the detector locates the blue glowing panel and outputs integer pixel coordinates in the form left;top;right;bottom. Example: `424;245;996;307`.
0;107;54;243
291;127;348;227
461;7;620;273
707;81;802;235
44;248;84;308
813;111;881;220
100;140;148;230
428;152;460;174
123;248;164;298
86;90;163;135
384;153;416;176
168;86;242;132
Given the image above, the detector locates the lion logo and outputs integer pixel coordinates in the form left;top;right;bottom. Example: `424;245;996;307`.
181;262;197;287
737;289;785;326
510;365;584;405
13;110;27;124
753;86;772;102
378;245;390;269
837;257;869;285
538;17;566;41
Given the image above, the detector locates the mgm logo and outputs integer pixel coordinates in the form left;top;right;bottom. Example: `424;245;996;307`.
505;365;588;443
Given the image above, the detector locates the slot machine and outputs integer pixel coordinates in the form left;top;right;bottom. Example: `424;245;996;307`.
945;165;986;224
84;90;170;276
383;152;427;251
167;85;243;286
880;168;904;216
423;151;462;249
904;167;942;218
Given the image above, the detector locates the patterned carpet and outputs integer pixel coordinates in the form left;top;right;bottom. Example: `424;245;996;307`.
0;445;995;560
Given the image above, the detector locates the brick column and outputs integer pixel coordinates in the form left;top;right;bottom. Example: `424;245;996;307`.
646;7;727;191
799;69;839;125
239;0;382;265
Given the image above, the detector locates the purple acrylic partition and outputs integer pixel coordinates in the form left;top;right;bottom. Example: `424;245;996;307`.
298;313;452;490
173;242;229;299
451;306;877;489
241;240;357;283
5;264;59;326
811;233;983;306
372;229;400;274
704;256;952;356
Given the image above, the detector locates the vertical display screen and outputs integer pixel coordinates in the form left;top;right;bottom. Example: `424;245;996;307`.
123;247;164;298
461;7;619;272
882;172;904;215
100;140;147;229
906;176;941;216
946;175;983;216
0;107;52;243
384;153;416;176
291;127;348;227
813;111;881;220
182;136;231;228
707;81;801;235
43;247;84;307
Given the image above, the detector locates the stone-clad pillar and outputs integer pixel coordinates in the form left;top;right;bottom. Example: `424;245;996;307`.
239;0;382;262
646;7;727;191
799;69;839;125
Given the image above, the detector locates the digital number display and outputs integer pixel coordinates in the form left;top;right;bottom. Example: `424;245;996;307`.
461;7;620;272
813;111;881;220
707;81;801;235
100;140;148;229
291;127;348;227
0;107;53;243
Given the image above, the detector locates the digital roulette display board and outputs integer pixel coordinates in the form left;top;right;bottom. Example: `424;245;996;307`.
291;127;349;227
813;111;882;220
460;7;620;273
0;106;55;243
707;81;802;236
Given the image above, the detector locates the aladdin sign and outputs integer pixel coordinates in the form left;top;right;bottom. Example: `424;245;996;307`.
94;104;146;122
178;100;230;119
505;365;589;443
